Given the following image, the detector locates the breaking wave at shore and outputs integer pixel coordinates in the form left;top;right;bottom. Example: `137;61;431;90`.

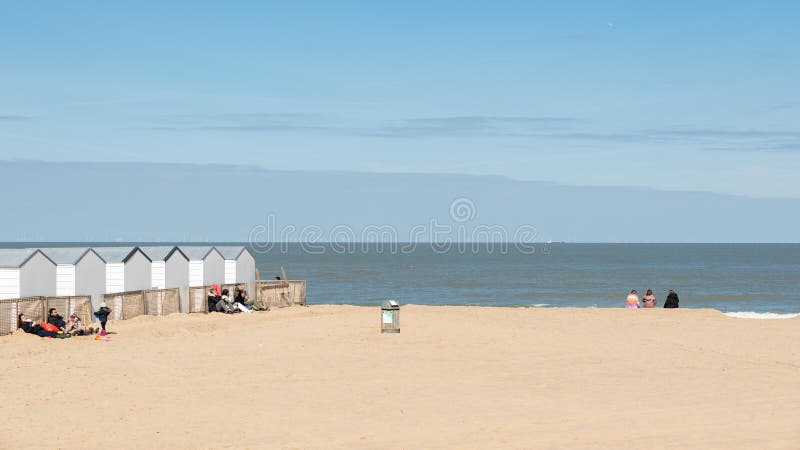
724;311;800;319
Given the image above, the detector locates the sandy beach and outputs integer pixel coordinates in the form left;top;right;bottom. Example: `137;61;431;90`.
1;305;798;449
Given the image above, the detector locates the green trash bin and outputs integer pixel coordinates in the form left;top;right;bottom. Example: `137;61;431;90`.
381;300;400;333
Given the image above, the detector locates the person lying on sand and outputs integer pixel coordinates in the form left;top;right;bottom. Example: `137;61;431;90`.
18;314;70;339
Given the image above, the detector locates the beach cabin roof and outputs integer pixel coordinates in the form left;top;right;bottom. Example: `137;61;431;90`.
39;247;96;265
0;249;55;268
139;246;186;262
93;246;151;263
179;246;217;260
215;245;248;260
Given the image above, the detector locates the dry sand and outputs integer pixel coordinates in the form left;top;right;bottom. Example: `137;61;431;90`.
1;305;799;449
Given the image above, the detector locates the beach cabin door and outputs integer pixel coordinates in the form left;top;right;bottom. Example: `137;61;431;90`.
151;261;166;289
0;269;20;299
106;263;124;294
56;264;76;296
224;260;237;284
189;261;204;287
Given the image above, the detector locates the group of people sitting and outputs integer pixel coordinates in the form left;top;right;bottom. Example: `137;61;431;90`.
207;284;253;314
17;304;113;339
625;289;680;308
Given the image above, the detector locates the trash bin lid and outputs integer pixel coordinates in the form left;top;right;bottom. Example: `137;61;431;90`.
381;300;400;310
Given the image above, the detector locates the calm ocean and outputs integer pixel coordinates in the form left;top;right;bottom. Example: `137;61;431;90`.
254;243;800;315
5;243;799;316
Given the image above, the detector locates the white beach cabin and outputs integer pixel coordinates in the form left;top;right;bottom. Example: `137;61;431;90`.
0;249;57;299
215;245;257;295
179;246;225;287
139;246;190;310
39;247;106;307
92;247;152;294
139;246;189;290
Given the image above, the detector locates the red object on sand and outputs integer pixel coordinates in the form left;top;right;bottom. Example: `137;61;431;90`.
41;322;59;333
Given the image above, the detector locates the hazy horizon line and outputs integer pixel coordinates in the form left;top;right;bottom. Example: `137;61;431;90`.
3;158;799;201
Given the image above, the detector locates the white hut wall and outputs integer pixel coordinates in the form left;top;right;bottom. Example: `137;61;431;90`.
20;252;56;297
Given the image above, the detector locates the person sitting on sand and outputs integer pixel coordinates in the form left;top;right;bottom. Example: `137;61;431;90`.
215;289;238;313
47;308;67;331
65;314;95;336
18;314;70;338
625;290;641;308
664;290;680;308
234;285;248;305
94;302;112;336
208;287;221;312
642;290;657;308
234;285;253;313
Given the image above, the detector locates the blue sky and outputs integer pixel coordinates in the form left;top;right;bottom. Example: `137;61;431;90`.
1;1;799;198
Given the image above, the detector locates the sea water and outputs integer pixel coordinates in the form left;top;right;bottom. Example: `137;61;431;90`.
251;243;800;316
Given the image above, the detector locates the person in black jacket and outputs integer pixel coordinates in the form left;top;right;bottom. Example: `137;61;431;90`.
18;314;69;338
94;302;112;336
234;285;248;306
664;290;680;308
47;308;67;331
208;287;221;312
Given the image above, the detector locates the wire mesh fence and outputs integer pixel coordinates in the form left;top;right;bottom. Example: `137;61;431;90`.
287;280;307;306
1;296;45;336
102;291;143;320
187;286;213;314
45;296;93;326
143;288;181;316
102;288;182;320
256;280;307;309
17;297;47;324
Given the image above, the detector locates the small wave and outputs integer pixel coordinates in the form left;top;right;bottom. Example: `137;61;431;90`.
531;303;551;308
352;269;384;275
724;311;800;320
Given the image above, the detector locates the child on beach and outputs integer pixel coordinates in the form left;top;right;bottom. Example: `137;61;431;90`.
94;302;112;336
625;290;641;308
642;290;657;308
65;314;95;336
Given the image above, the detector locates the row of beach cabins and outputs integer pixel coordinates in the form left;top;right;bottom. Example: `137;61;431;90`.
0;245;256;304
0;246;270;334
